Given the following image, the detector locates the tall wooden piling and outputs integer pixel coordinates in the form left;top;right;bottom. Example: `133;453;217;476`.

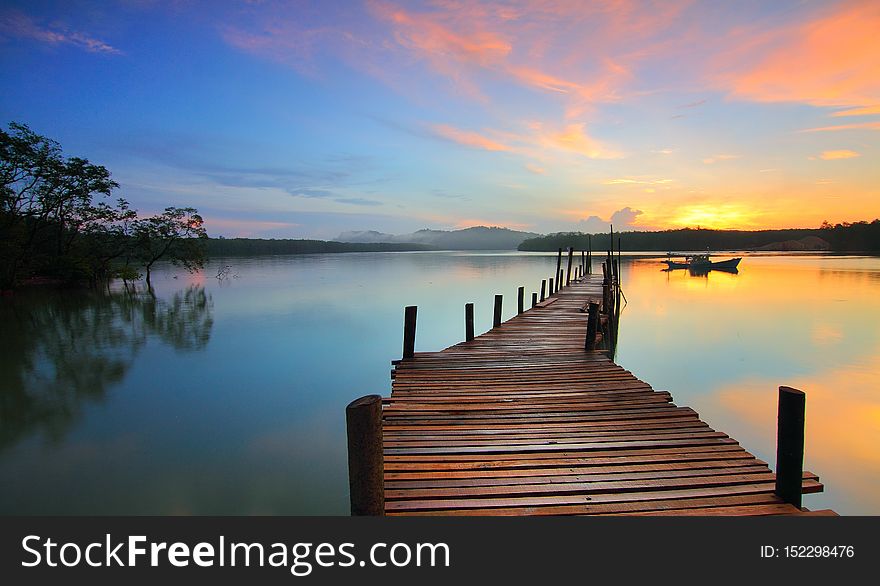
346;395;384;516
493;294;503;328
402;305;417;360
465;302;474;342
775;386;806;508
566;247;574;286
517;286;524;314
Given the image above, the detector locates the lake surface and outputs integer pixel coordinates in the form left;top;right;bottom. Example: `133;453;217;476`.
1;251;878;515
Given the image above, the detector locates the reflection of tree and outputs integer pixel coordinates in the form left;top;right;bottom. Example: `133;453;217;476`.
0;286;213;449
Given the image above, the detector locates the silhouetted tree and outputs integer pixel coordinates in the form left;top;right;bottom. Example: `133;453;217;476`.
133;206;207;287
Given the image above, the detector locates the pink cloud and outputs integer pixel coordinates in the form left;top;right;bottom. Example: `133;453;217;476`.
717;0;880;108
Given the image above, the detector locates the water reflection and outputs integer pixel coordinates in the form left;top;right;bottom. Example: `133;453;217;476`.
0;286;213;450
616;254;880;514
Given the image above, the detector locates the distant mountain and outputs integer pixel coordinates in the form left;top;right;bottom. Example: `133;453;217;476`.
336;226;541;250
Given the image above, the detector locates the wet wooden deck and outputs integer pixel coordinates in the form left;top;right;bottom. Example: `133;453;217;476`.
381;274;830;516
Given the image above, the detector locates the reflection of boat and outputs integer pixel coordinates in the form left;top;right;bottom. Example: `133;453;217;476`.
663;253;742;271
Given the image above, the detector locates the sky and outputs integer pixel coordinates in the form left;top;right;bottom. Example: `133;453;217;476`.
0;0;877;239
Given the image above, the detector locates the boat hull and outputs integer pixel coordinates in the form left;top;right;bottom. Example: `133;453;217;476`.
663;257;742;271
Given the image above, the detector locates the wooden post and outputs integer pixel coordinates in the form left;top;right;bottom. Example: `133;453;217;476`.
402;305;417;360
566;247;574;286
517;286;524;314
346;395;384;516
493;294;503;328
775;386;806;508
465;302;474;342
531;292;537;308
581;250;585;273
584;301;600;351
549;277;554;296
540;279;546;301
555;248;562;292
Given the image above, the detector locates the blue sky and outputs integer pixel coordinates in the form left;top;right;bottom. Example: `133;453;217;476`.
1;1;877;238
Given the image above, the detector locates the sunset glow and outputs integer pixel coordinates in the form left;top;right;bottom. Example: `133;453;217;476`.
1;0;877;238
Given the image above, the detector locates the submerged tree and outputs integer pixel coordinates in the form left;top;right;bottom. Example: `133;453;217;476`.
133;206;208;287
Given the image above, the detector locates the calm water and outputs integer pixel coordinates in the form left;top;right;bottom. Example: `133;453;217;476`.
1;252;878;515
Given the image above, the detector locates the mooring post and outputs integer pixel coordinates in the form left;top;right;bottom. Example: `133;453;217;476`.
531;292;537;308
346;395;384;516
402;305;417;360
540;279;546;301
517;286;524;314
549;277;554;296
775;386;806;508
581;250;585;273
584;301;600;351
465;302;474;342
493;294;503;328
566;247;574;286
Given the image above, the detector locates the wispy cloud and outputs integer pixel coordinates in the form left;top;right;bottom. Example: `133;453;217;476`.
703;154;740;164
429;124;512;152
801;122;880;133
830;105;880;117
819;150;860;160
525;163;546;175
0;9;122;54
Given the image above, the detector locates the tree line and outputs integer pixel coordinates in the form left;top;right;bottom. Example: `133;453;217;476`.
205;238;432;256
518;223;880;253
1;122;207;290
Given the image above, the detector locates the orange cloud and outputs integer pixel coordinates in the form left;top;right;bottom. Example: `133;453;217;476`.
720;0;880;108
818;150;860;160
537;123;621;159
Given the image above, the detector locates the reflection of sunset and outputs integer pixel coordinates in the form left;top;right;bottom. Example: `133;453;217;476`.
618;254;880;514
712;354;880;513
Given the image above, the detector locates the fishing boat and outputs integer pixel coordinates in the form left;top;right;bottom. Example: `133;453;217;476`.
663;253;741;271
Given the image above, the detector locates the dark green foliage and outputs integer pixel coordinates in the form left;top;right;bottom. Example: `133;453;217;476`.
0;122;207;289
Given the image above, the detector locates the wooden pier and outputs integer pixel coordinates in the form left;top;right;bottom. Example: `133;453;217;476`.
346;255;833;516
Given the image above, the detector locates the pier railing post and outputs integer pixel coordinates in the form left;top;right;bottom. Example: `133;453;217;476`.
584;301;600;351
346;395;384;516
540;279;546;301
531;292;537;308
555;248;563;292
517;286;524;314
493;294;503;328
465;302;474;342
775;386;806;508
402;305;417;360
